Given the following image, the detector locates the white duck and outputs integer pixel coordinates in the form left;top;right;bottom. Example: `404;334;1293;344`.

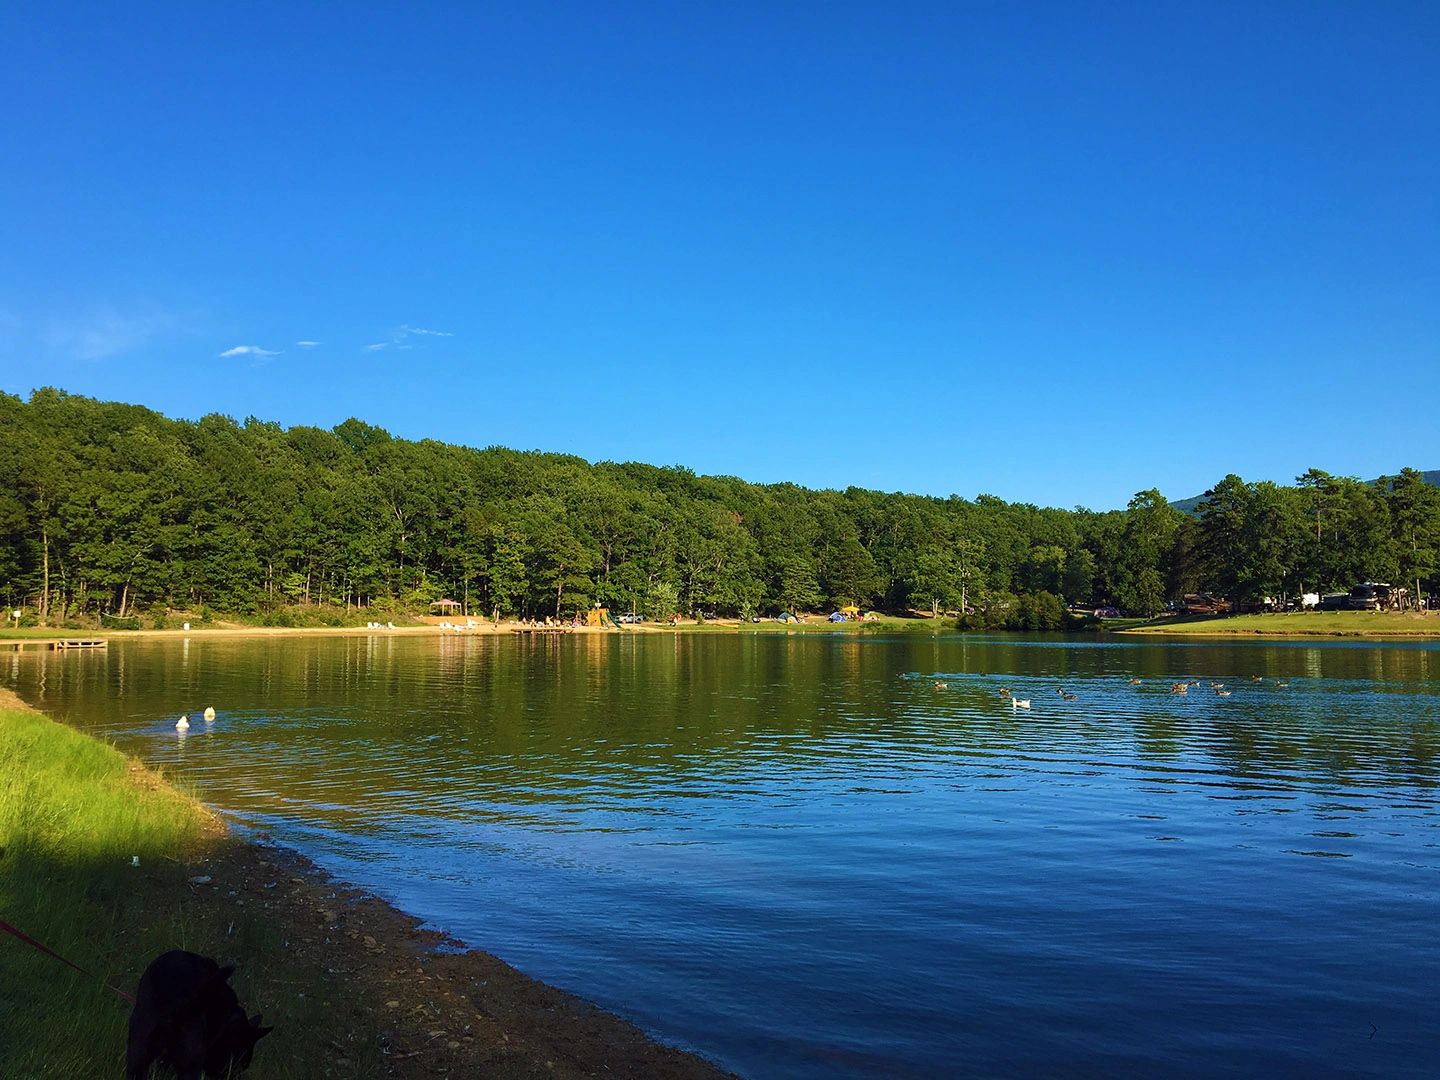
203;706;216;722
1011;697;1031;709
176;714;190;731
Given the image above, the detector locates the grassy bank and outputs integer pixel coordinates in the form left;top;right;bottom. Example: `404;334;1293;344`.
0;690;387;1079
1119;610;1440;638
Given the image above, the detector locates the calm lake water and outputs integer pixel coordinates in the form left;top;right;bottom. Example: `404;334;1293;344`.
7;632;1440;1077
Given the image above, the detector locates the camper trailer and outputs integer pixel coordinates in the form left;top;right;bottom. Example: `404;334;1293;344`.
1182;593;1232;616
1345;582;1405;611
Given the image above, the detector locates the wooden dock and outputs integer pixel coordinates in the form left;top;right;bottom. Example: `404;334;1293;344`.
3;638;108;652
511;626;573;635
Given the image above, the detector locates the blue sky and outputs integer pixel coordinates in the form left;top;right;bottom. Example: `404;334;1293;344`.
2;2;1436;509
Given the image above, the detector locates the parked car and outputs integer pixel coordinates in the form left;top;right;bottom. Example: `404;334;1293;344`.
616;612;644;624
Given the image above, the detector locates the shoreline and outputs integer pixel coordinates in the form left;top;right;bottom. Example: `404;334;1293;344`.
172;835;732;1079
1116;611;1440;640
5;622;1434;648
2;622;616;641
0;689;731;1079
1119;630;1440;639
0;614;950;643
7;616;1438;645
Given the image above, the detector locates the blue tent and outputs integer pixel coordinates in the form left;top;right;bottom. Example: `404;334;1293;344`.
828;611;846;622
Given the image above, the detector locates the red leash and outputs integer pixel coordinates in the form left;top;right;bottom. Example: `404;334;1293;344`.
0;917;136;1005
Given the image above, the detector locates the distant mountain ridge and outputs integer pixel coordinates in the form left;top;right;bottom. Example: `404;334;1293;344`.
1171;469;1440;516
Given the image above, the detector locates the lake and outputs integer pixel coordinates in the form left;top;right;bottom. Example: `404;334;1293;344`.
6;632;1439;1077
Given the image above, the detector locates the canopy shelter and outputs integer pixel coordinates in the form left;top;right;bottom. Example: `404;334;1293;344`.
840;605;860;615
429;599;463;612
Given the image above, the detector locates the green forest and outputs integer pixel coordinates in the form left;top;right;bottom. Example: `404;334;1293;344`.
2;389;1437;627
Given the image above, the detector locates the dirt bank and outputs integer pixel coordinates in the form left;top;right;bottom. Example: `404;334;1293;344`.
191;837;730;1079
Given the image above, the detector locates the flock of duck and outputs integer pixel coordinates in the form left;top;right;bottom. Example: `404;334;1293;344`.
1164;674;1289;697
930;673;1291;708
174;705;217;731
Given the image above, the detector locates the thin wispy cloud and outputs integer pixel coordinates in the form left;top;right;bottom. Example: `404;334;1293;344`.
363;324;454;352
220;344;280;358
40;308;179;361
296;340;321;348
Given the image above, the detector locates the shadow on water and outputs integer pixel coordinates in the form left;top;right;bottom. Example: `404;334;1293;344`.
6;633;1440;1077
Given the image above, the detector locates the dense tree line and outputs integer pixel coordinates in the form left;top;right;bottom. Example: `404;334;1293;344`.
1;390;1436;625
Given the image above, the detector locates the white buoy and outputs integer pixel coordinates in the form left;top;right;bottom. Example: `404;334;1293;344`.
203;706;216;722
176;714;190;731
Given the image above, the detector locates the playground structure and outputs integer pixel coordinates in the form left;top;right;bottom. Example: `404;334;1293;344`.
585;607;622;629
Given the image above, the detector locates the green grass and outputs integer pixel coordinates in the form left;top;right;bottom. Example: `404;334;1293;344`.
1120;610;1440;637
0;701;384;1078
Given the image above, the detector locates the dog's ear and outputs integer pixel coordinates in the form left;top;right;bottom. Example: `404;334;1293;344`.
249;1014;274;1039
217;964;236;983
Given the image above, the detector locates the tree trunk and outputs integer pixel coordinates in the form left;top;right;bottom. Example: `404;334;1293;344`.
39;523;50;622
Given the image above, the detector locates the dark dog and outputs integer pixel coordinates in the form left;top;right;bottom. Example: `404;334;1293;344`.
126;950;271;1079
